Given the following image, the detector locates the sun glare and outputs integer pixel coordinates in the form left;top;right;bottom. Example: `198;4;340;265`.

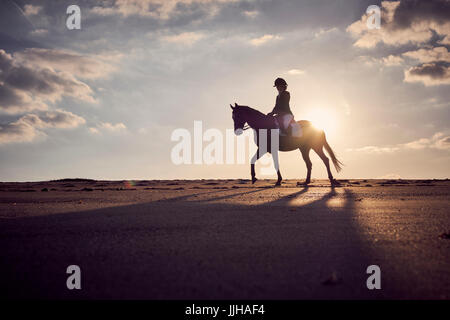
303;108;337;133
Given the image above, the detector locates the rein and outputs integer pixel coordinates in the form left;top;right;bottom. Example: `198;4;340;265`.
237;106;272;131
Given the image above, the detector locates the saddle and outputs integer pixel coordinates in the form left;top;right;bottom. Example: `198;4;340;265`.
274;118;309;137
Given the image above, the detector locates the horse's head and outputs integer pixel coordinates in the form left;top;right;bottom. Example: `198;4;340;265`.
230;103;246;135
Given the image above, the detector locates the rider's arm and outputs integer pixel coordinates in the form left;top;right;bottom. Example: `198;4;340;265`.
268;96;279;116
271;92;289;115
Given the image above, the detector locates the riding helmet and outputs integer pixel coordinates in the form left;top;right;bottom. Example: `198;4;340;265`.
273;77;288;87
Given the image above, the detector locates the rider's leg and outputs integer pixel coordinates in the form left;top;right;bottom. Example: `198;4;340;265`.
282;114;294;135
274;115;286;135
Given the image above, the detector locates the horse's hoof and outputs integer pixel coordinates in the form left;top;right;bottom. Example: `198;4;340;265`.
331;179;341;186
252;177;258;184
275;181;282;187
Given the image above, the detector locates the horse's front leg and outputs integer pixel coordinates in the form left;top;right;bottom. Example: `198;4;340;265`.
250;148;265;184
272;150;282;186
251;164;257;184
275;170;282;186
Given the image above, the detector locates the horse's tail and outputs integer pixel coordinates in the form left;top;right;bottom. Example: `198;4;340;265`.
322;132;343;173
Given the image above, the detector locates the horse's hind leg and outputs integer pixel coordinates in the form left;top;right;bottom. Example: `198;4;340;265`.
300;147;312;184
313;146;334;183
250;148;266;184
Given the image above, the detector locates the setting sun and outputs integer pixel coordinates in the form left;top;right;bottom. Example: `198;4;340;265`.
303;108;338;134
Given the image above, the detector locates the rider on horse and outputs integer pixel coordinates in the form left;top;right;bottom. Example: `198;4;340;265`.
267;77;297;136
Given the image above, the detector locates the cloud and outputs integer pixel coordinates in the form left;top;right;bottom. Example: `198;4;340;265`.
403;47;450;63
0;49;100;114
0;84;48;114
435;136;450;149
161;32;205;45
89;127;100;134
287;69;306;75
439;35;450;45
90;0;237;20
0;47;107;144
21;110;86;129
30;29;48;36
0;110;85;144
391;0;450;30
347;0;450;86
89;122;127;134
242;10;259;19
404;132;450;150
99;122;127;131
382;55;404;66
349;132;450;154
314;27;338;38
356;55;379;67
14;48;120;80
404;62;450;86
348;146;400;154
347;0;450;48
0;117;40;144
249;34;281;46
23;4;42;16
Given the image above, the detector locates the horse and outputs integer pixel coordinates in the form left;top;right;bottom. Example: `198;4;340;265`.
230;103;343;186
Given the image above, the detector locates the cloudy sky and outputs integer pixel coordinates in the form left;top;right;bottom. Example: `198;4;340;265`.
0;0;449;181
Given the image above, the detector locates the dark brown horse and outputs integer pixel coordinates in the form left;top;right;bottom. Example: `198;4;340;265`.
230;103;343;186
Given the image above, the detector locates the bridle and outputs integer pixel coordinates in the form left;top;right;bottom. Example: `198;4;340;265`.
235;108;251;131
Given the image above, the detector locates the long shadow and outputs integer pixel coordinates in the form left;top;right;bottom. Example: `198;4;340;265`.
0;184;383;300
195;186;273;203
259;185;311;207
152;187;234;202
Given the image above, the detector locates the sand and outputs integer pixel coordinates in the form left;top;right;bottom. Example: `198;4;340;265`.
0;178;449;299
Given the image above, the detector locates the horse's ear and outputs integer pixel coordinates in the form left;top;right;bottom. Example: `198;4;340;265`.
234;102;238;107
230;104;234;110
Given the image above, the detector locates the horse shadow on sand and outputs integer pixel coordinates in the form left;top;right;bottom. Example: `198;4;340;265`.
0;185;385;299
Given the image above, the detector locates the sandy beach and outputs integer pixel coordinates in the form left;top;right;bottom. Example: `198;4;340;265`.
1;179;449;299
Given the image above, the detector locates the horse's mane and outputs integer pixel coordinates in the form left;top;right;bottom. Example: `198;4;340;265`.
238;105;266;118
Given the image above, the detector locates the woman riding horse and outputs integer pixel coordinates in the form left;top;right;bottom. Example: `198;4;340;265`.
230;100;342;186
267;78;294;136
